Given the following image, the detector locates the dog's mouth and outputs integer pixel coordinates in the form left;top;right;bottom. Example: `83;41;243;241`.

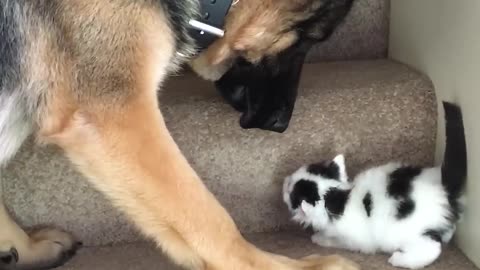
215;68;293;133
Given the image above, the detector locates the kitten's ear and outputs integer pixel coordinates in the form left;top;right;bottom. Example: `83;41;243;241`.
333;154;348;183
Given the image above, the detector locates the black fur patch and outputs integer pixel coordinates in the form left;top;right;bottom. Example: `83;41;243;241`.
363;193;372;217
307;161;340;180
324;188;350;219
215;41;312;132
387;166;422;198
215;0;355;132
298;0;355;42
424;229;444;243
387;166;422;220
0;1;22;92
396;199;415;219
290;179;320;209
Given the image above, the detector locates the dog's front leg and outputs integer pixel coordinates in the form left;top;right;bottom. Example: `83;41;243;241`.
39;87;358;270
38;88;258;269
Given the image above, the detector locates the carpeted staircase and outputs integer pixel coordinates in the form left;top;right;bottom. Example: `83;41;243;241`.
2;0;478;269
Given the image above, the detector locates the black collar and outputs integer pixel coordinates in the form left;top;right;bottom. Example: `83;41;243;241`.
189;0;234;51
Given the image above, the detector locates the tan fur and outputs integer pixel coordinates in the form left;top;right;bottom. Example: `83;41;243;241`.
1;1;360;269
190;0;317;79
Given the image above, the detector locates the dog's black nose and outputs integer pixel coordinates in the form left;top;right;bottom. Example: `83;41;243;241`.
238;104;291;133
241;114;290;133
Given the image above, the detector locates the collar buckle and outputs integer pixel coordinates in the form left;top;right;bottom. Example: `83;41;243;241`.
189;19;225;38
189;0;234;51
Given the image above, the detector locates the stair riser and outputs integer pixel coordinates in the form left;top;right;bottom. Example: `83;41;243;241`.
307;0;390;62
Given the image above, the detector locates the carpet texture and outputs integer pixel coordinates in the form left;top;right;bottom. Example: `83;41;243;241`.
57;232;478;270
3;60;436;246
307;0;390;62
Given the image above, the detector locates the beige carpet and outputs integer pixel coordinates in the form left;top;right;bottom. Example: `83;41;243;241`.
58;232;478;270
307;0;390;62
4;60;437;246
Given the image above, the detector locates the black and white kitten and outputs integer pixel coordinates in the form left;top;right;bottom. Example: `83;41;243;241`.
283;102;467;269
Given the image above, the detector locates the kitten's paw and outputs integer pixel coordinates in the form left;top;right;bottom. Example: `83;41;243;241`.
388;251;416;269
388;240;441;269
388;251;404;267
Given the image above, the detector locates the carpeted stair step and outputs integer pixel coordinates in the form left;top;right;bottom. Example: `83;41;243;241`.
57;231;478;270
4;60;437;246
307;0;389;62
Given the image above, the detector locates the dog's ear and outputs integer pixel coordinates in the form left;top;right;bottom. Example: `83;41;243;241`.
301;0;355;42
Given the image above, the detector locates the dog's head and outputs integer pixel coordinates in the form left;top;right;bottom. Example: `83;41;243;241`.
214;41;312;132
190;0;354;132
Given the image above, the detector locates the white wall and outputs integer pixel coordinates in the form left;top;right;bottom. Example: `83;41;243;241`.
389;0;480;266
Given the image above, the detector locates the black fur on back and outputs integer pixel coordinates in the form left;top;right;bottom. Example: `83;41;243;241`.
387;166;422;220
387;167;422;199
0;0;23;92
362;192;372;217
324;188;350;219
441;102;467;220
423;229;445;243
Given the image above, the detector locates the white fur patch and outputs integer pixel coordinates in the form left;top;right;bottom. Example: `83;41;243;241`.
283;156;461;269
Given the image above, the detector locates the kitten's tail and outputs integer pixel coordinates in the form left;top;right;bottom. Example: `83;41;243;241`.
441;101;467;219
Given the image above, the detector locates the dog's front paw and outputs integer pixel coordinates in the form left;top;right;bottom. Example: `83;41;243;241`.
0;244;18;270
27;228;83;268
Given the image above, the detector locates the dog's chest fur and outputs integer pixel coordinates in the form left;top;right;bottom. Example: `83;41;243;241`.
159;0;200;66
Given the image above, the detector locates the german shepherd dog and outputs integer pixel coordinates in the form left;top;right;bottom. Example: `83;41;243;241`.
0;1;357;270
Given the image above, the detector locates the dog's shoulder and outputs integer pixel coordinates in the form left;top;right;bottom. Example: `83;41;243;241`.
0;1;23;92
